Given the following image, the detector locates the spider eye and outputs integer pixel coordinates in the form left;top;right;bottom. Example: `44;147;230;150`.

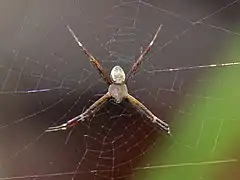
110;66;125;84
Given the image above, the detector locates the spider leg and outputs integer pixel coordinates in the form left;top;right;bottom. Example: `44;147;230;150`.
67;25;112;85
46;92;111;132
125;93;170;134
126;25;162;82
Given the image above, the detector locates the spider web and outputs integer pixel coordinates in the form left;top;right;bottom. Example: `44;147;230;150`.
0;0;239;179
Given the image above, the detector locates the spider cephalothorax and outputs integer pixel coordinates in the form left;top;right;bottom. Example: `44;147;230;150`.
109;66;128;103
110;65;126;84
46;25;170;134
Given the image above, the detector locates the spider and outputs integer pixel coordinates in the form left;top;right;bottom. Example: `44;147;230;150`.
46;25;170;134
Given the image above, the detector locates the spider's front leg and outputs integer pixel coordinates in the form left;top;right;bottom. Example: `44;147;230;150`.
126;25;162;82
125;94;170;134
67;25;112;85
46;92;111;132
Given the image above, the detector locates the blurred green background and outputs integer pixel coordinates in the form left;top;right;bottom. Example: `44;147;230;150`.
135;30;240;180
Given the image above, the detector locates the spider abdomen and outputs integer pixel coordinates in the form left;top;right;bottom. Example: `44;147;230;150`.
108;84;128;103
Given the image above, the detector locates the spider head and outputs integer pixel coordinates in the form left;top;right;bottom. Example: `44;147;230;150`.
110;66;125;84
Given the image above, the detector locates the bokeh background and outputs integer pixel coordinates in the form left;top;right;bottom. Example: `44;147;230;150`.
0;0;239;180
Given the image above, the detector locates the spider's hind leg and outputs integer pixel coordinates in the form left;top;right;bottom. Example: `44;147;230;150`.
46;92;111;132
46;114;84;132
125;93;170;134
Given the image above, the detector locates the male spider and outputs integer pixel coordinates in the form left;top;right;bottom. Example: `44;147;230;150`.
46;25;170;134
